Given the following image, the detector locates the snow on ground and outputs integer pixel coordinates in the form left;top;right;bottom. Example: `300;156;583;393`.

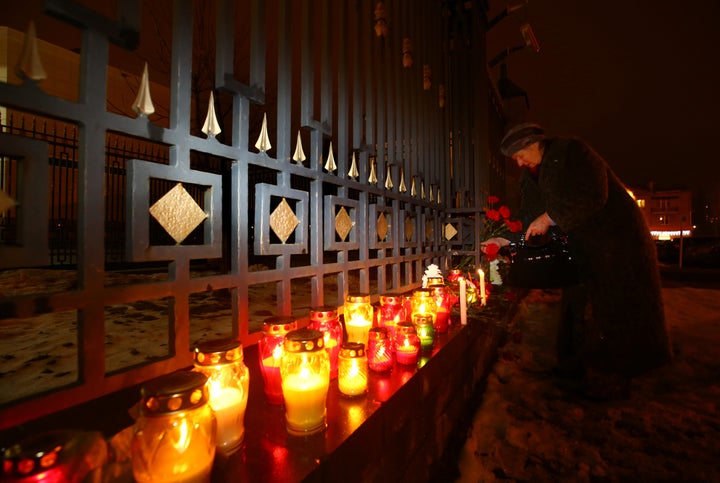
454;285;720;482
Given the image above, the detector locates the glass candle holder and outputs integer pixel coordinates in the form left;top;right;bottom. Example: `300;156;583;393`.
193;338;249;455
258;316;298;405
132;371;216;483
367;326;394;373
394;322;421;366
1;430;108;483
430;285;451;334
280;328;331;436
403;295;413;323
426;275;445;287
413;313;435;350
338;342;368;397
411;288;436;327
344;293;374;347
308;306;343;379
378;294;405;339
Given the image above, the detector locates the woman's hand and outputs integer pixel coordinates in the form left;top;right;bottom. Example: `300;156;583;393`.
525;212;554;239
481;237;511;253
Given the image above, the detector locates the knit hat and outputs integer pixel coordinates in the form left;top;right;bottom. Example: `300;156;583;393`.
500;122;545;156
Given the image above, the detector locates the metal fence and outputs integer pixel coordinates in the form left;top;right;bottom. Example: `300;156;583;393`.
0;0;499;428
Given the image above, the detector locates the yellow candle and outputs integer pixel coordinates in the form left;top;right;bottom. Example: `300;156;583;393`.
345;313;372;346
209;386;246;451
282;370;329;434
338;358;367;396
133;414;215;483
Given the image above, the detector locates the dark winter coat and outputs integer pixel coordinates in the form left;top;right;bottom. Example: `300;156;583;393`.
517;137;672;376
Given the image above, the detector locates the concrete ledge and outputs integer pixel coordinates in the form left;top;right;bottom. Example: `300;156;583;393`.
0;297;519;483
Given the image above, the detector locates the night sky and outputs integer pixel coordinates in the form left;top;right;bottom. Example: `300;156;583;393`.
486;0;720;201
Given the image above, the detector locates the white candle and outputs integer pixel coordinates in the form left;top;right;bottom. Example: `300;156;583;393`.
459;277;467;325
478;268;487;306
209;386;246;451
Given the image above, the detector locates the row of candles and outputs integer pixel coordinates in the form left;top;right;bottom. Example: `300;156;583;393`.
2;272;487;483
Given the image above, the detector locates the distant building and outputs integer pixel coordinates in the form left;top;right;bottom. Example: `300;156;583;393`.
629;185;692;240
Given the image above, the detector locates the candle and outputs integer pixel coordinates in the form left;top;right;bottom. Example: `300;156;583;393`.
282;370;330;433
368;327;394;373
459;277;467;325
132;372;216;483
345;313;373;346
413;314;434;350
395;342;419;365
209;385;245;451
259;317;297;405
478;268;487;306
309;306;343;379
193;338;249;454
280;328;330;436
338;343;368;397
261;348;284;405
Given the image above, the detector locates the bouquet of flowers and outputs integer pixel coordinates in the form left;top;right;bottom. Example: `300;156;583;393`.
454;195;522;290
480;195;523;261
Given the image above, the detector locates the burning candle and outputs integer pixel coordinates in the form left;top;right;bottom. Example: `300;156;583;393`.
193;338;249;454
132;371;216;483
430;285;451;333
309;306;343;379
344;293;374;347
1;430;108;483
477;268;487;306
259;316;298;405
459;277;467;325
394;322;420;366
280;328;330;436
411;288;436;327
367;327;394;373
378;294;405;338
338;342;368;397
413;314;435;350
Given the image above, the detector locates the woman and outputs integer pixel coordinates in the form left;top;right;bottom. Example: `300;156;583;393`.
485;122;672;399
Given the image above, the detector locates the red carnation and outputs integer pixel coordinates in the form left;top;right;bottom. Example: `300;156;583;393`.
499;205;511;219
484;242;500;259
487;195;500;204
486;209;501;221
507;220;523;233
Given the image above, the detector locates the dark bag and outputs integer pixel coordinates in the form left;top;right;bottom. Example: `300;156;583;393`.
506;231;580;288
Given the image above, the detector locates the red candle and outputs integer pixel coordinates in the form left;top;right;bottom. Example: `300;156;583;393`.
259;316;298;405
394;322;420;366
367;327;394;373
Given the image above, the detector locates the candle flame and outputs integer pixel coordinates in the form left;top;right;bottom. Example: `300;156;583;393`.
272;344;283;360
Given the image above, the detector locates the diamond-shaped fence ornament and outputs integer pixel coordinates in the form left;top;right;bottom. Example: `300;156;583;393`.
377;212;389;241
444;223;458;241
270;198;300;244
0;189;17;215
149;183;208;244
404;216;414;242
426;219;434;241
335;206;354;241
